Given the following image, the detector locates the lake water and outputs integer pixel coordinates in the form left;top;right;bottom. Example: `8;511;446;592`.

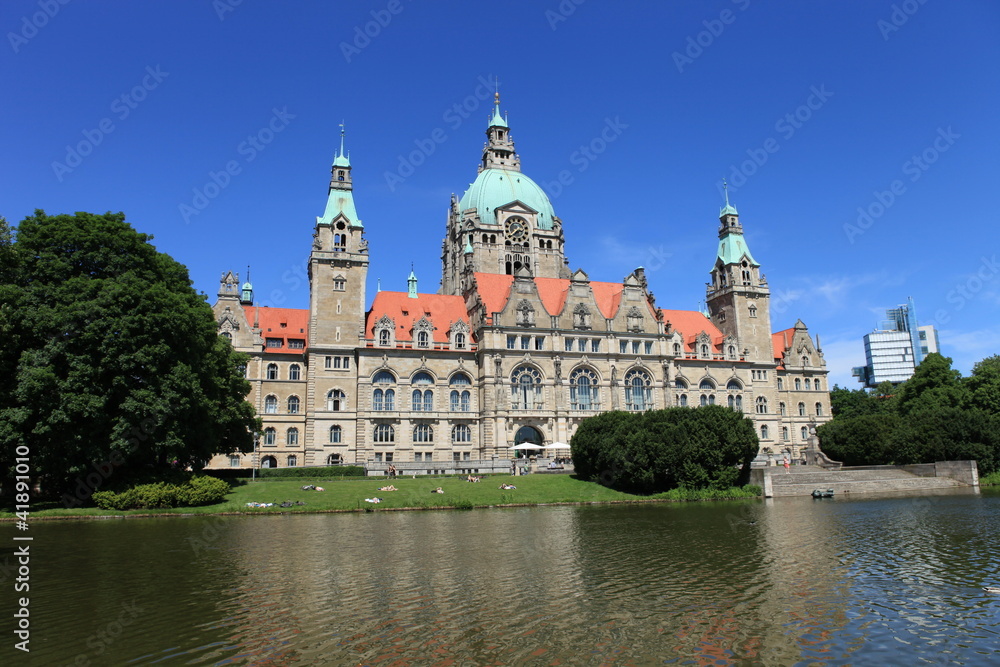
7;488;1000;666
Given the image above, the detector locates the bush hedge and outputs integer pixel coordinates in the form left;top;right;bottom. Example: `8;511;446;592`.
92;475;230;510
258;465;365;478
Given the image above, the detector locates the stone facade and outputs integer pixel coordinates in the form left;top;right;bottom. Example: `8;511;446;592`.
207;98;831;470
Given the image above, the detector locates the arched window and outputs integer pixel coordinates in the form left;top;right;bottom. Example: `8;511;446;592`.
735;395;743;411
287;428;298;446
511;366;542;410
416;331;430;348
412;372;434;412
379;329;390;346
327;453;342;465
779;402;786;416
756;396;768;414
286;455;297;466
777;378;784;390
287;396;300;414
760;425;769;440
260;455;277;468
802;355;810;367
374;424;394;442
452;424;472;443
327;389;346;411
700;394;708;407
814;379;822;391
289;364;301;381
264;395;278;414
625;369;652;411
748;304;757;317
708;394;716;405
455;332;466;349
804;378;811;390
570;367;599;410
678;394;687;407
798;402;806;416
782;427;789;441
675;378;688;389
816;402;823;416
801;426;808;440
266;363;278;380
329;425;342;443
373;371;396;411
263;427;276;445
795;378;801;390
673;342;681;355
450;373;472;412
413;424;433;443
726;380;742;391
699;379;715;390
701;344;710;357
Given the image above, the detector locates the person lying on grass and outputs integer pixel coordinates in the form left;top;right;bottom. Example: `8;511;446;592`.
378;485;398;491
498;483;516;490
431;487;444;494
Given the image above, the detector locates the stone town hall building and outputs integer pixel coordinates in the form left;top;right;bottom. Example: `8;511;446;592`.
209;97;831;470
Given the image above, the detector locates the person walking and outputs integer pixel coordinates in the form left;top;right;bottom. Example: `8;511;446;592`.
783;455;790;473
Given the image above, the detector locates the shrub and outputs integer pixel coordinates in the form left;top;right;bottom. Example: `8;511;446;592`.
257;465;365;478
92;475;230;510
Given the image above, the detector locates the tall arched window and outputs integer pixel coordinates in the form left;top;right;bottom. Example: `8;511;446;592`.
455;333;466;349
266;363;278;380
798;402;806;416
678;394;688;407
801;426;808;440
264;395;278;414
570;367;599;410
795;378;802;390
782;427;789;441
413;424;433;443
779;402;786;416
374;424;394;442
673;342;681;355
373;371;396;411
756;396;768;414
804;378;811;390
777;378;784;390
327;389;346;411
287;396;300;414
416;331;430;348
700;394;708;407
411;372;434;412
815;402;823;416
286;428;299;445
378;329;390;346
263;427;276;445
289;364;301;381
329;425;342;443
450;373;472;412
452;424;472;443
511;366;542;410
624;369;652;411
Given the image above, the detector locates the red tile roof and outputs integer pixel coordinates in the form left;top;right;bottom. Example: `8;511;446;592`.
244;306;309;355
473;272;655;322
772;328;795;369
365;292;472;343
660;309;725;353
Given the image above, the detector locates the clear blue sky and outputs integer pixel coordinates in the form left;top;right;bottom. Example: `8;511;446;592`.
3;0;998;387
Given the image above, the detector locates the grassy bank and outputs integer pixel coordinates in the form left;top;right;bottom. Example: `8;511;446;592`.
2;475;762;519
980;471;1000;486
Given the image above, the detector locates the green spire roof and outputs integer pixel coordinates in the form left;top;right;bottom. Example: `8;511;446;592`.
716;234;758;267
464;239;474;254
334;122;351;166
720;203;738;216
319;190;360;227
490;103;507;129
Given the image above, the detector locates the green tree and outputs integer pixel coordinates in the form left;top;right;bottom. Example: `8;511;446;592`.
896;353;968;415
889;407;999;474
0;211;259;493
816;413;901;466
967;355;1000;415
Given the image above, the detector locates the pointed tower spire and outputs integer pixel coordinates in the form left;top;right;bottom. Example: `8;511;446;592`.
480;89;519;172
407;265;418;298
241;265;253;304
318;123;361;228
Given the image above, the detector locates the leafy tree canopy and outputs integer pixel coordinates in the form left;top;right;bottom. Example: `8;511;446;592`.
0;211;259;492
967;355;1000;415
896;353;968;415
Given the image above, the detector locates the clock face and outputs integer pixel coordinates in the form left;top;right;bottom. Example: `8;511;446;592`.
505;217;527;242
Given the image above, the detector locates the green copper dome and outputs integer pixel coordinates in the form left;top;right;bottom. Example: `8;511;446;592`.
458;168;556;230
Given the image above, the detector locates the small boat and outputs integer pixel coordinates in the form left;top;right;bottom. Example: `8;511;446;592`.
811;488;834;499
984;587;1000;594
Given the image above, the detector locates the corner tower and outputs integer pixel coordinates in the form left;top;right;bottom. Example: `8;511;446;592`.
441;93;568;295
705;190;773;363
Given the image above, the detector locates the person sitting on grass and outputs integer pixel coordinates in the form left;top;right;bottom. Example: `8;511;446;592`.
431;487;444;494
378;485;398;491
466;475;481;483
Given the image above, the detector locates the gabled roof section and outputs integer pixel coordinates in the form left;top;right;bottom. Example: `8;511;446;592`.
772;327;796;369
365;292;472;343
244;306;310;355
472;273;646;322
661;309;725;353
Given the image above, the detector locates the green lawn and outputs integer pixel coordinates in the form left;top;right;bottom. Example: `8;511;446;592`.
3;474;761;519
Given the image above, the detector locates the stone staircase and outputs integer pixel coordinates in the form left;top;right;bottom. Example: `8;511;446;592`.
767;465;965;498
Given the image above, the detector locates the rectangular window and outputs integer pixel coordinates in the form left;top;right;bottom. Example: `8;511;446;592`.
385;453;393;463
507;335;516;349
565;338;573;352
577;339;586;352
463;452;471;461
342;357;350;369
520;336;530;350
591;339;599;353
266;338;283;348
453;452;461;462
631;341;640;354
535;336;544;350
325;356;332;369
229;455;240;467
620;341;628;354
333;356;341;369
644;341;653;354
414;452;422;462
288;339;305;349
374;453;383;462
